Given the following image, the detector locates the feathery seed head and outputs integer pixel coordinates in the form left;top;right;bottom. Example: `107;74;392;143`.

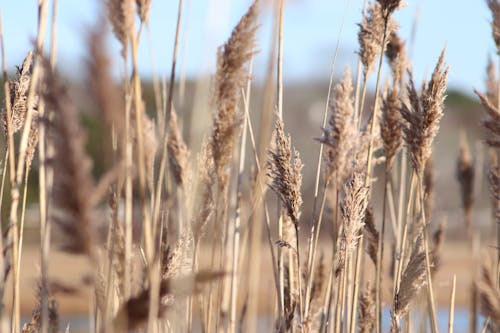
380;85;403;168
487;0;500;54
107;0;134;58
136;0;152;24
400;49;449;175
210;1;259;191
168;111;190;187
268;117;303;227
358;2;399;77
386;31;407;83
317;67;355;182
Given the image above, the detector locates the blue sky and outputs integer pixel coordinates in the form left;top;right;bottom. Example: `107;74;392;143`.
0;0;494;93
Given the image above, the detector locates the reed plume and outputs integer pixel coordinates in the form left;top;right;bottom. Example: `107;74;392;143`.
334;168;369;277
1;52;36;134
391;235;427;332
486;56;498;106
21;287;59;333
363;205;379;266
424;158;435;219
107;0;134;58
358;1;399;77
380;84;403;168
268;117;303;227
476;264;500;330
358;282;376;333
168;111;190;187
210;1;258;191
86;22;125;137
136;0;152;24
42;60;96;256
316;66;355;183
487;0;500;54
475;89;500;147
192;141;216;244
456;134;475;234
430;221;444;275
385;31;407;84
400;49;449;176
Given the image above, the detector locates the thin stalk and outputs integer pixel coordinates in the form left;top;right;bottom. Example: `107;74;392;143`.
357;77;369;129
376;168;390;333
303;0;350;320
448;275;456;333
394;173;416;294
8;2;48;331
348;237;364;333
244;102;283;327
153;0;184;239
41;1;57;332
417;175;439;333
229;59;253;333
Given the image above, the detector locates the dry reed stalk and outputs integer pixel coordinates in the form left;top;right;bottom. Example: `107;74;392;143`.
107;0;134;58
267;115;304;328
242;97;284;330
456;133;475;236
229;61;254;333
42;60;96;257
303;0;349;322
9;3;49;331
244;1;279;328
399;51;448;333
153;0;183;245
206;5;259;325
0;13;15;328
305;67;356;323
390;235;427;333
376;33;405;333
